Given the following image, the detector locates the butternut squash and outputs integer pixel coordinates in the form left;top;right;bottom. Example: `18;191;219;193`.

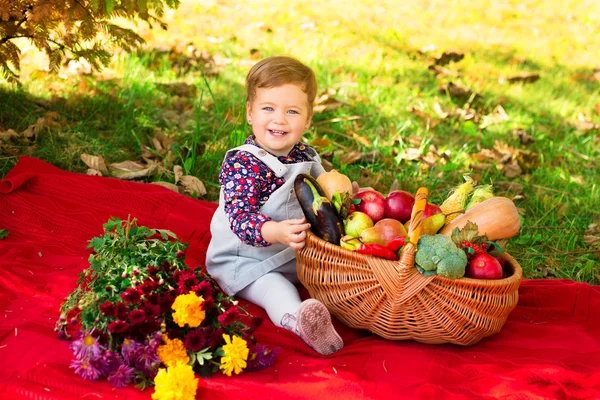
439;197;520;240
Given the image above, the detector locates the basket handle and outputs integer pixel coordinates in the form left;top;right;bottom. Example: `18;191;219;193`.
398;187;429;267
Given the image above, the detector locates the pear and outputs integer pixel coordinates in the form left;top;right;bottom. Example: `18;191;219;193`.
340;235;363;251
422;213;446;235
344;211;373;237
359;218;408;247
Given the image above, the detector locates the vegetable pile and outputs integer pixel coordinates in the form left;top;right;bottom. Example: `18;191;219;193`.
295;172;521;280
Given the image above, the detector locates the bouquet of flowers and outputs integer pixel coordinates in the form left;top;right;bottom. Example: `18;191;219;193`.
55;217;279;399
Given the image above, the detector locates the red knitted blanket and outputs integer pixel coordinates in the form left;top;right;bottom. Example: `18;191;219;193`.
1;156;599;399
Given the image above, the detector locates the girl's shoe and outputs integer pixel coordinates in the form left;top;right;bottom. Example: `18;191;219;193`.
296;299;343;355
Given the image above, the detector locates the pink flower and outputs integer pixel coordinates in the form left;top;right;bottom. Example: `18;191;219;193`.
70;331;104;361
70;358;103;380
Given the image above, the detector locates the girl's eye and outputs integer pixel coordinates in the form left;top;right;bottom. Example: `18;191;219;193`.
263;107;274;111
287;110;299;115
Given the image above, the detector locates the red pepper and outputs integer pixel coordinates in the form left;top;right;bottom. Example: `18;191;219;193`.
357;243;399;260
386;235;408;253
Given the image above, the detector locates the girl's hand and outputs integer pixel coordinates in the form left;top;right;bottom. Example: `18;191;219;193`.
262;218;311;250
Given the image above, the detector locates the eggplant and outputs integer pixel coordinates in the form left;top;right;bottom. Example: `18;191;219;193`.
294;173;345;245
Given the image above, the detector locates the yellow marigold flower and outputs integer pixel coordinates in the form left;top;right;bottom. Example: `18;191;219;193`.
219;334;249;376
157;336;190;368
171;292;205;328
152;363;198;400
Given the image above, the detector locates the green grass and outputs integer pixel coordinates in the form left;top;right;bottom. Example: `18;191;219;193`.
1;0;599;283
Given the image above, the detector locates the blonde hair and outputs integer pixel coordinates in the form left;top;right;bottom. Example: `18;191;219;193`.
245;56;318;115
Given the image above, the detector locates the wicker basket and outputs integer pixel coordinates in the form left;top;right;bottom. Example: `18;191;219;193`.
296;187;522;346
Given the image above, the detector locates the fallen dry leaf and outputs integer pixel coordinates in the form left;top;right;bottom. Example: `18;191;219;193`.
433;51;465;66
155;82;197;97
594;103;600;115
179;175;207;197
313;88;349;114
108;160;157;180
21;112;61;140
584;219;600;249
574;113;600;133
151;181;180;193
336;150;363;165
86;169;103;176
0;129;19;142
480;105;509;129
428;65;460;78
80;153;108;175
494;181;524;195
310;137;331;149
173;165;184;184
439;82;479;100
499;72;540;84
513;129;534;145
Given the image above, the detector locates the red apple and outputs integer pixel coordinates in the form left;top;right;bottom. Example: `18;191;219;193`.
465;253;503;279
353;190;386;223
423;203;443;219
384;190;414;223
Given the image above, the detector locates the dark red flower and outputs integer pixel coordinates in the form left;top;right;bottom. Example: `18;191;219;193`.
142;302;161;318
129;309;146;324
218;306;240;327
114;302;129;319
175;250;186;259
201;295;214;311
159;291;176;313
99;301;115;317
146;293;159;305
208;328;224;349
184;329;207;352
121;288;142;304
147;265;160;276
107;320;129;333
192;281;213;300
175;270;198;294
248;316;264;334
139;279;158;295
160;260;171;271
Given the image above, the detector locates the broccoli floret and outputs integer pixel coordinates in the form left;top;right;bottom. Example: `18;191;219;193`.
415;234;468;279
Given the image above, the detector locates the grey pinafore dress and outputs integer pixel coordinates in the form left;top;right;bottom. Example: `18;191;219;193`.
206;144;325;296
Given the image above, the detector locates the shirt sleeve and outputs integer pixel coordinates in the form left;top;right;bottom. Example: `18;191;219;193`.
219;155;272;247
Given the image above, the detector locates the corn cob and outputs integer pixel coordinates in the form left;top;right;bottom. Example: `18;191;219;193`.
465;184;494;210
441;175;475;224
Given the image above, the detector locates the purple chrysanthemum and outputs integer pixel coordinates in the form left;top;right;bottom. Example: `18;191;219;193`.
70;331;105;361
135;341;161;376
70;358;103;380
99;350;123;375
246;345;281;372
121;338;143;365
107;364;135;388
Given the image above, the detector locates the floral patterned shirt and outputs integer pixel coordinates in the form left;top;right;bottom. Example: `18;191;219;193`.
219;135;313;247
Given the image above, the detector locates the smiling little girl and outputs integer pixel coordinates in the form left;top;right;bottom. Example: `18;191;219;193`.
206;56;343;355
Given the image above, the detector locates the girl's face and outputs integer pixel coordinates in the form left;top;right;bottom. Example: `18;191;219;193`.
246;84;312;157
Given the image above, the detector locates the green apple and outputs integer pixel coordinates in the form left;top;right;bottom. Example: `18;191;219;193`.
344;211;374;237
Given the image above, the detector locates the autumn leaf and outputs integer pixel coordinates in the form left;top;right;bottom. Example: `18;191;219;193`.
499;72;540;84
433;50;465;66
584;218;600;249
151;181;180;193
179;175;207;197
108;160;157;180
80;153;108;175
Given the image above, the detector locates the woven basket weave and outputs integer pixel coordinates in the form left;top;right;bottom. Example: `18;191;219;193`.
296;187;522;346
